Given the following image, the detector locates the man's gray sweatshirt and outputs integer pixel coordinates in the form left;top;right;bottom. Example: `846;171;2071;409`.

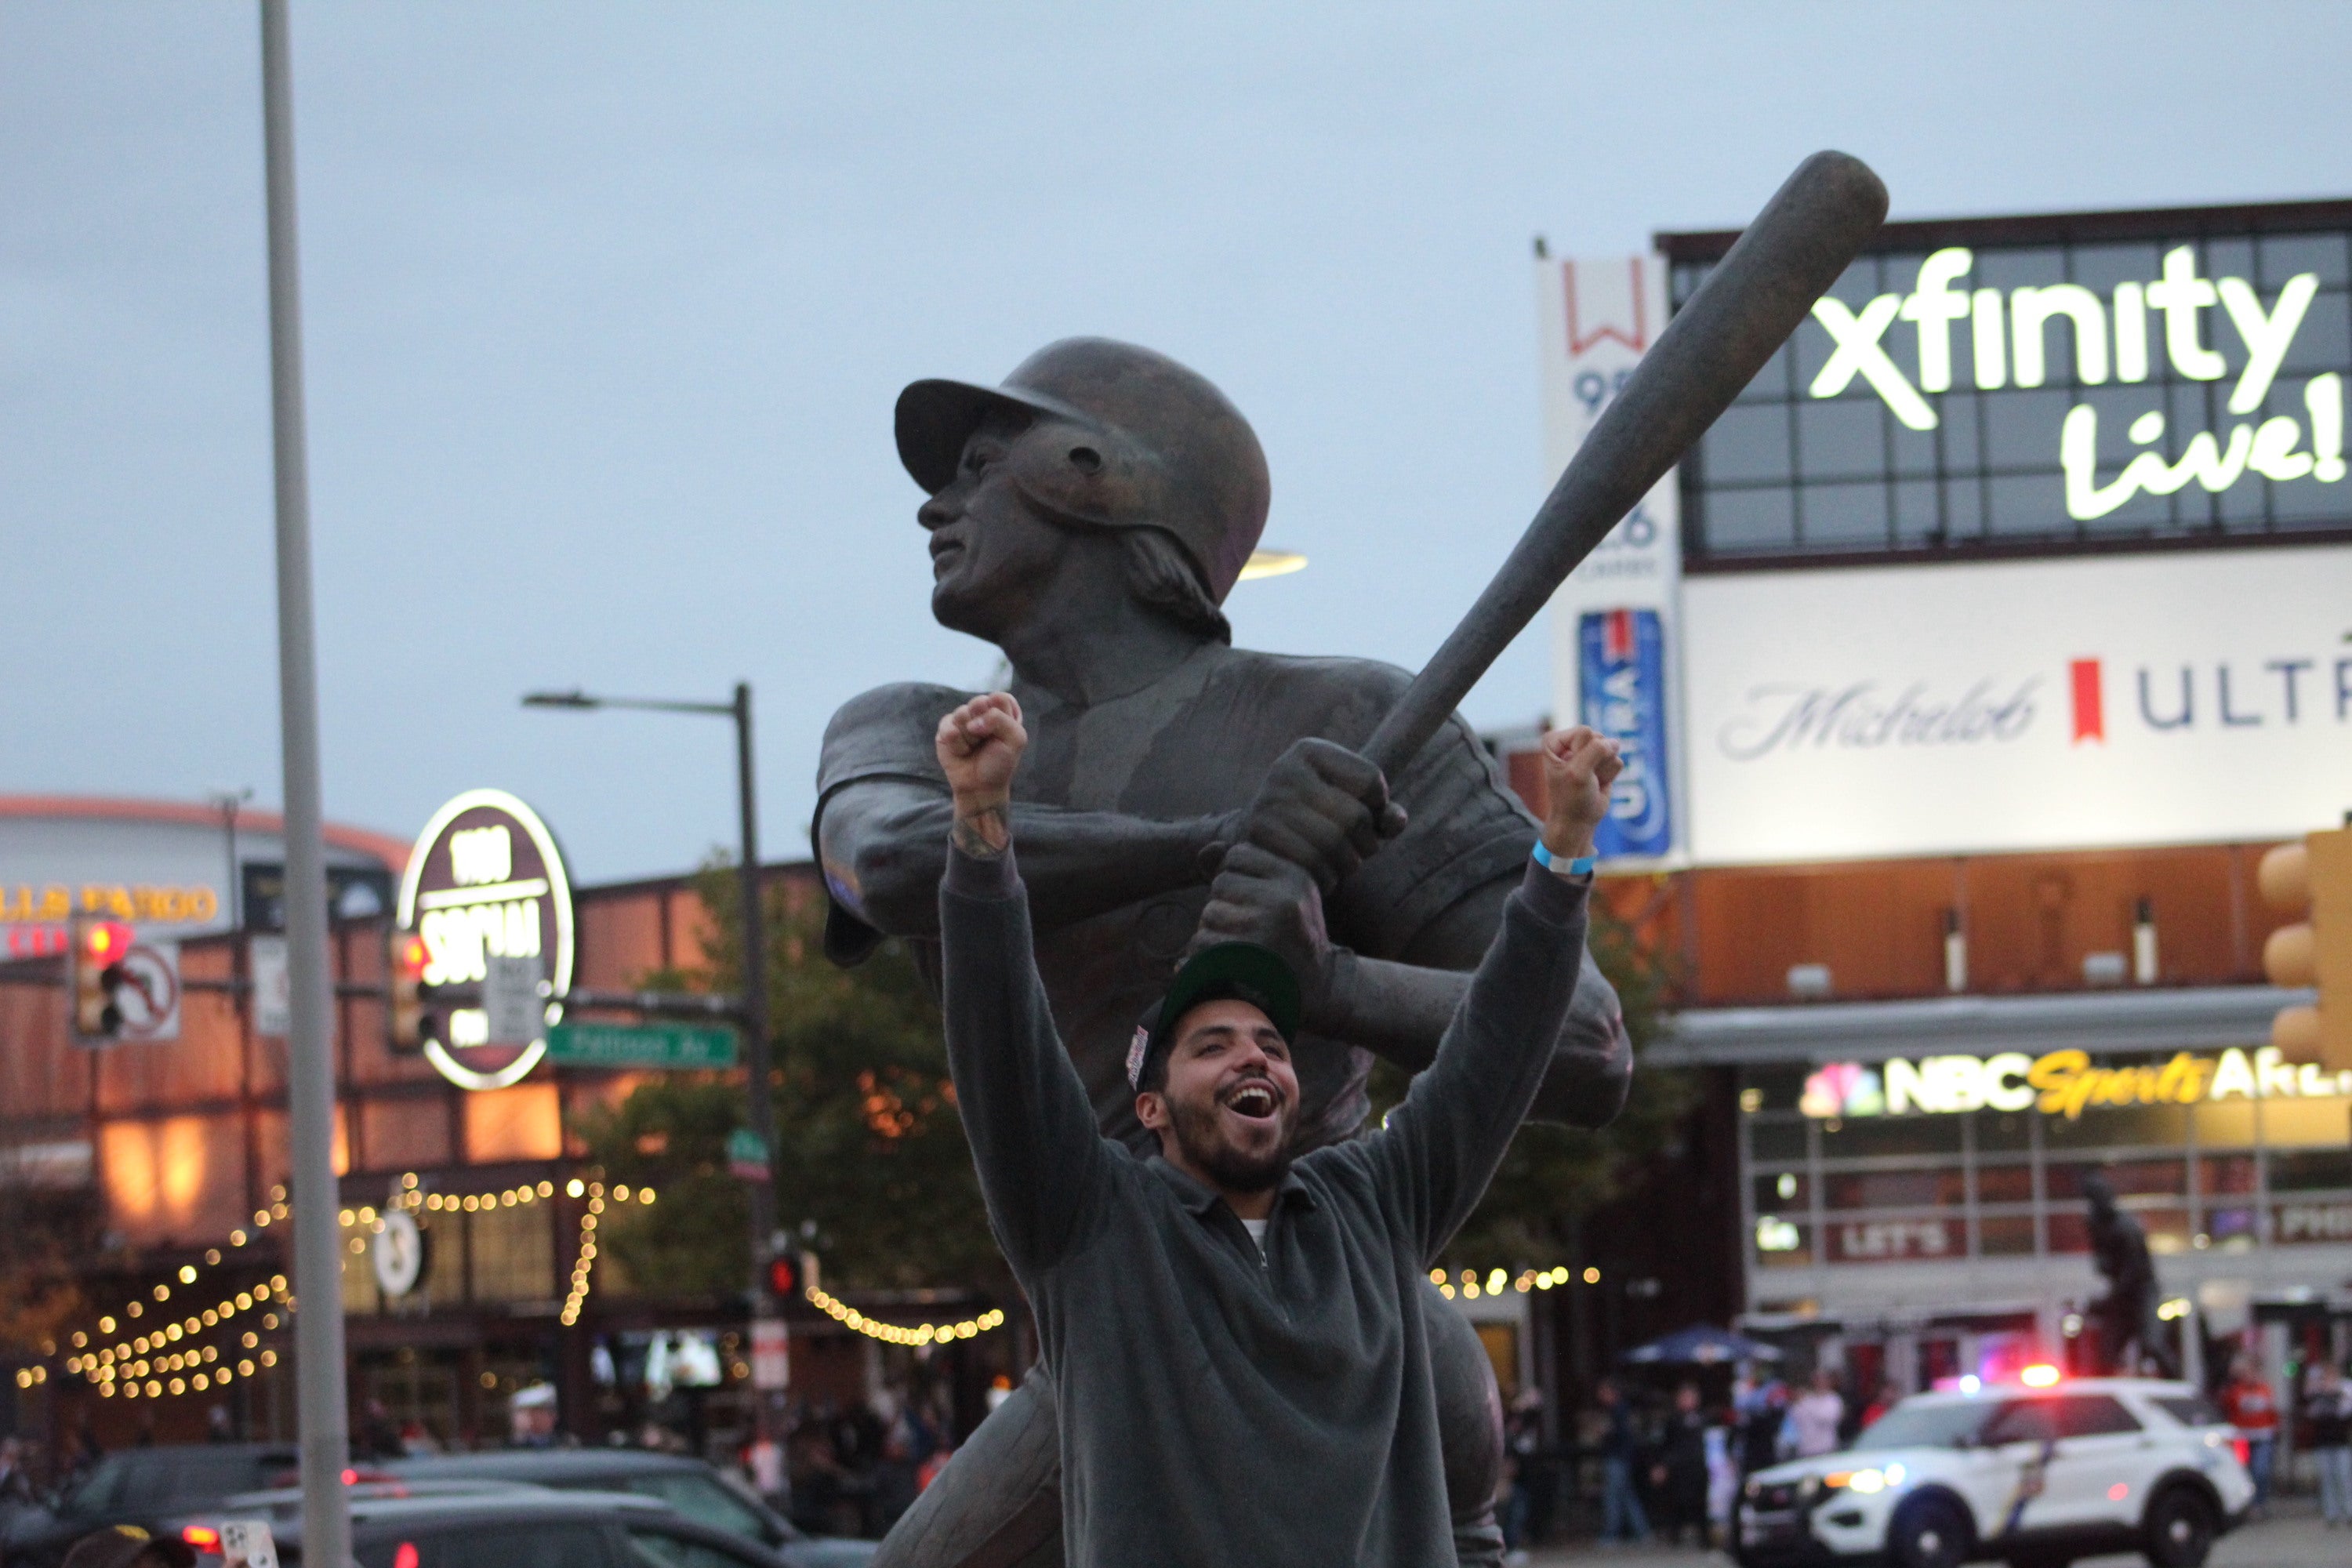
941;840;1591;1567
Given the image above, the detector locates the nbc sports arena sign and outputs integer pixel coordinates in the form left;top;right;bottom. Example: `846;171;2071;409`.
396;789;575;1091
1799;1046;2352;1122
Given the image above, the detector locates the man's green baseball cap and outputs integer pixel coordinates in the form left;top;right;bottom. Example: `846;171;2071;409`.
1127;941;1302;1090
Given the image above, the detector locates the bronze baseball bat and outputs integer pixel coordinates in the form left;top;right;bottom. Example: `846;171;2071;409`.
1359;150;1887;782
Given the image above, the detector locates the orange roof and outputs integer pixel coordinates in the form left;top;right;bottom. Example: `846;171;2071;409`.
0;795;410;873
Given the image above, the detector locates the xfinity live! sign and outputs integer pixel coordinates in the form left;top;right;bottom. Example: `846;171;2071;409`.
1810;245;2343;517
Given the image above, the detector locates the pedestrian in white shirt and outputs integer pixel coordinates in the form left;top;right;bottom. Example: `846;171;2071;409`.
1788;1369;1846;1458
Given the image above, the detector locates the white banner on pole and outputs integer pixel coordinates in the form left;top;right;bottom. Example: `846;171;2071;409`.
484;953;545;1046
1537;251;1686;862
251;935;291;1038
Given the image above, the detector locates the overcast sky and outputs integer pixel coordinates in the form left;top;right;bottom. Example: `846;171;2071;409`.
6;2;2350;882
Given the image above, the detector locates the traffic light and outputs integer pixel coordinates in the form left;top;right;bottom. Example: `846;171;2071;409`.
767;1254;798;1298
70;916;135;1042
2259;825;2352;1069
389;929;436;1051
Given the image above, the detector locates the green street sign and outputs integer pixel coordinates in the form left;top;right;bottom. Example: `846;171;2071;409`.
543;1020;739;1070
727;1127;769;1181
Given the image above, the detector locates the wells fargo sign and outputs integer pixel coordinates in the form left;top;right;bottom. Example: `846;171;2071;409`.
1801;1045;2352;1121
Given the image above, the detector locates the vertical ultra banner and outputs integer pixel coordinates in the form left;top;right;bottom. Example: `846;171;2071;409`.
395;789;575;1091
1537;252;1684;863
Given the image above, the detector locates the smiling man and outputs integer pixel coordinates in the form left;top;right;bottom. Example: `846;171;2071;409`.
933;688;1619;1566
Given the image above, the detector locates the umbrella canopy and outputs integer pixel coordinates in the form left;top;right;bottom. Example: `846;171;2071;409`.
1621;1325;1784;1366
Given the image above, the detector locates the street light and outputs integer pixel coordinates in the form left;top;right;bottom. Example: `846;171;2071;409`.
521;684;782;1305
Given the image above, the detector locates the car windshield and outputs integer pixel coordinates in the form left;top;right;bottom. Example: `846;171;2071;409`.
619;1473;783;1544
1850;1400;1992;1452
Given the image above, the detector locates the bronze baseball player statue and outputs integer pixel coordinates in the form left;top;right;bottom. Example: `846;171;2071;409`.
818;338;1631;1566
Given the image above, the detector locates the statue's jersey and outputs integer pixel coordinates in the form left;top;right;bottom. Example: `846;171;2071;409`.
815;643;1541;1155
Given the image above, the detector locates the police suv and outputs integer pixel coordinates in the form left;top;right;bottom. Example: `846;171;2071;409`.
1734;1376;2251;1568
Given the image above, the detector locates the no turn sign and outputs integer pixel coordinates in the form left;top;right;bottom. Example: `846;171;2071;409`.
113;939;181;1043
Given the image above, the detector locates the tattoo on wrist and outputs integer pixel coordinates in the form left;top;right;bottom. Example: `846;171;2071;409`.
952;802;1011;858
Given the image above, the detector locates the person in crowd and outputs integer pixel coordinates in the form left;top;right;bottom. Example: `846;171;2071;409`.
930;688;1618;1565
1499;1392;1543;1558
1649;1383;1710;1547
1787;1369;1846;1460
2303;1359;2351;1529
2220;1353;2280;1512
1857;1379;1900;1433
1738;1378;1788;1479
60;1525;194;1568
1705;1420;1740;1545
1595;1378;1651;1544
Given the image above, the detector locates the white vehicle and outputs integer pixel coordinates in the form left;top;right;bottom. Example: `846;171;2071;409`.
1734;1376;2252;1568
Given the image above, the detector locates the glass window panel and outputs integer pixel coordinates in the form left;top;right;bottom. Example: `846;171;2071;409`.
2080;383;2167;465
1825;1169;1965;1209
1940;393;1984;470
2045;1159;2186;1200
1824;256;1883;309
2205;238;2256;285
1748;1118;1809;1162
1978;1112;2034;1152
466;1204;555;1303
1819;1116;1962;1159
2278;293;2348;374
1892;479;1943;545
2198;1154;2259;1195
2045;1211;2091;1254
2261;233;2350;289
2205;1206;2259;1247
1733;339;1798;404
1975;1163;2034;1203
1975;246;2068;292
2260;1098;2351;1148
1936;475;1984;540
2140;1207;2194;1253
2217;463;2270;532
2073;243;2164;293
1987;471;2067;537
1800;481;1890;547
2267;1148;2352;1191
1704;404;1795;484
1741;1067;1812;1113
1983;388;2074;468
1700;486;1795;555
2271;1198;2352;1245
1755;1171;1810;1210
1890;423;1940;478
1754;1219;1813;1267
1798;398;1888;481
1978;1214;2036;1256
2059;1395;2143;1437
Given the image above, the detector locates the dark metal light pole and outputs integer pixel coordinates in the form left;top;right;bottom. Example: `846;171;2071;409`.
521;688;780;1297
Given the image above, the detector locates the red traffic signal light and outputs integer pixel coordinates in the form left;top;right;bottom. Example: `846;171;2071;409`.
70;916;136;1040
389;929;437;1051
768;1255;798;1298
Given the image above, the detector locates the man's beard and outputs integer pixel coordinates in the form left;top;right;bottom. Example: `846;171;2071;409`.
1167;1087;1294;1194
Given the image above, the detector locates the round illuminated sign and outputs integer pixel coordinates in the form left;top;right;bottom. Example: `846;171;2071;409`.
396;789;575;1091
372;1208;426;1298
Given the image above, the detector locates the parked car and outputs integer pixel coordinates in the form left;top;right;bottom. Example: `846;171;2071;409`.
383;1452;873;1567
1734;1376;2251;1568
2;1445;309;1568
267;1488;793;1568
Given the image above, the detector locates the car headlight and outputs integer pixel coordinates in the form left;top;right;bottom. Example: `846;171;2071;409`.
1821;1468;1892;1494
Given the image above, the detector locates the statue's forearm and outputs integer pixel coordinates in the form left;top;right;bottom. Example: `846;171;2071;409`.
829;792;1225;937
1323;950;1632;1129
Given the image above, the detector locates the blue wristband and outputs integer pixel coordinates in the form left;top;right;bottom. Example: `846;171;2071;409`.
1532;841;1598;877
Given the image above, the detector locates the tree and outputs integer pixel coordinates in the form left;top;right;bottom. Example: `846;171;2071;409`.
575;861;1006;1301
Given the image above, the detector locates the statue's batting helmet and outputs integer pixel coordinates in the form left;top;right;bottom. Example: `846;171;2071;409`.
895;338;1270;604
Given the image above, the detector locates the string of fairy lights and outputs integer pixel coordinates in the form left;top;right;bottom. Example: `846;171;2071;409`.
1429;1264;1604;1301
803;1283;1005;1348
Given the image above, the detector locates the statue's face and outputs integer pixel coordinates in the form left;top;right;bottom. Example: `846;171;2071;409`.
920;414;1081;642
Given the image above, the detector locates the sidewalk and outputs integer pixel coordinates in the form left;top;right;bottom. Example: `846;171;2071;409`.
1526;1500;2340;1567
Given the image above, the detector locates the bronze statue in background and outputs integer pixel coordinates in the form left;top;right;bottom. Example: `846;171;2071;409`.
815;339;1633;1568
2083;1171;2176;1379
